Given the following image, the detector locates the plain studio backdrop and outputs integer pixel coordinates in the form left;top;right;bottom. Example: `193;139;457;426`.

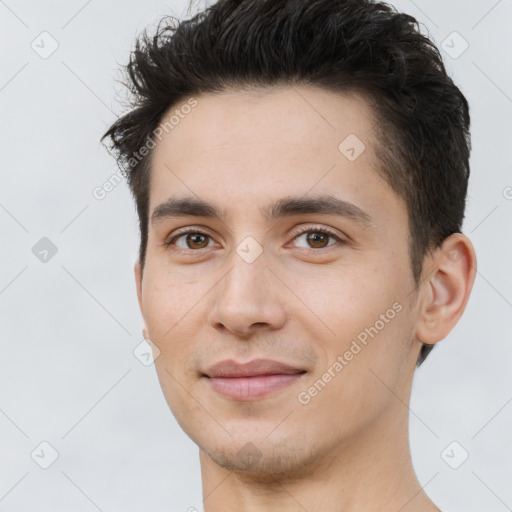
1;0;511;511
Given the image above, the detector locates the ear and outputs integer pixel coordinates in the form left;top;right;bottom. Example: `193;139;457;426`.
414;233;477;345
134;259;149;340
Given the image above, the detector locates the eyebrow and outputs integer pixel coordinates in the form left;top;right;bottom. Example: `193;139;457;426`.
150;194;372;226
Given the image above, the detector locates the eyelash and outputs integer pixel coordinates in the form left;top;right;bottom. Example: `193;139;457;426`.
165;225;346;252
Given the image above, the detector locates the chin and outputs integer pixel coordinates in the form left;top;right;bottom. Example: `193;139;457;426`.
199;432;326;482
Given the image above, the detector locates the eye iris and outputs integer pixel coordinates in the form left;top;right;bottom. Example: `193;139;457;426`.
307;232;329;248
187;233;209;249
179;230;334;250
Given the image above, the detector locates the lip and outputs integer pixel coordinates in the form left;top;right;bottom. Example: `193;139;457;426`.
204;358;306;378
203;358;307;401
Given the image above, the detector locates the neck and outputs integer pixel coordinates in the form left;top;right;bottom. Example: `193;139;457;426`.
199;399;439;512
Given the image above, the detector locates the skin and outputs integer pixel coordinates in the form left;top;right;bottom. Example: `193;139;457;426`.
134;85;477;511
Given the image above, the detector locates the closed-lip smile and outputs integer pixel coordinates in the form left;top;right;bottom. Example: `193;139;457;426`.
203;358;307;401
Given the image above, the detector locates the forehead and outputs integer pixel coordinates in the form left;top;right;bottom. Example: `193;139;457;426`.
153;86;376;164
148;86;403;227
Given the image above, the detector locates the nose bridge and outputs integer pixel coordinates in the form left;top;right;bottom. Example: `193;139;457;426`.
224;246;267;299
208;243;286;335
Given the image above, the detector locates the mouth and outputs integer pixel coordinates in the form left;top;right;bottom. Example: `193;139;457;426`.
202;358;307;401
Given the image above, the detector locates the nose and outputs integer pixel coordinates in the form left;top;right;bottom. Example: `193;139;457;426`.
207;248;287;338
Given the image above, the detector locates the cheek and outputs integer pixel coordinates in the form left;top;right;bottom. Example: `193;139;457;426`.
141;275;201;372
296;310;413;437
288;256;402;337
295;259;412;393
142;257;204;329
143;275;208;426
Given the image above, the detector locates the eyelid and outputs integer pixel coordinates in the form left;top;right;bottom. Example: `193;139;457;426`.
288;224;346;243
165;223;347;251
165;226;219;247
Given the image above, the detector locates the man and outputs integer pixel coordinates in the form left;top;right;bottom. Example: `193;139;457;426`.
102;0;476;510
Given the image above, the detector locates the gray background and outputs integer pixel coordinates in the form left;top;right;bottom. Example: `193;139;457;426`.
1;0;511;510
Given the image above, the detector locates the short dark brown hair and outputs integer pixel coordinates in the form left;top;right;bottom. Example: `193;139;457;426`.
101;0;471;365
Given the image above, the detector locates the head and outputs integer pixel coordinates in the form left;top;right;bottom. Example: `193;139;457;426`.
102;0;476;478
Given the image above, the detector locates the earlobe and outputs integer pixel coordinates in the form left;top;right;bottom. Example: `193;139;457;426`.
414;233;477;345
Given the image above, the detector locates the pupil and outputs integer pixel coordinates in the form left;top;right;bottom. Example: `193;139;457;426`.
189;233;206;248
308;232;327;247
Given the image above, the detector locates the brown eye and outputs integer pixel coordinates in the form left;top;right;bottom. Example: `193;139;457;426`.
291;227;342;250
185;233;210;249
167;230;215;250
306;232;330;248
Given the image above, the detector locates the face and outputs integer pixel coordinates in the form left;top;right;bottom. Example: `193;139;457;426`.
135;86;423;476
